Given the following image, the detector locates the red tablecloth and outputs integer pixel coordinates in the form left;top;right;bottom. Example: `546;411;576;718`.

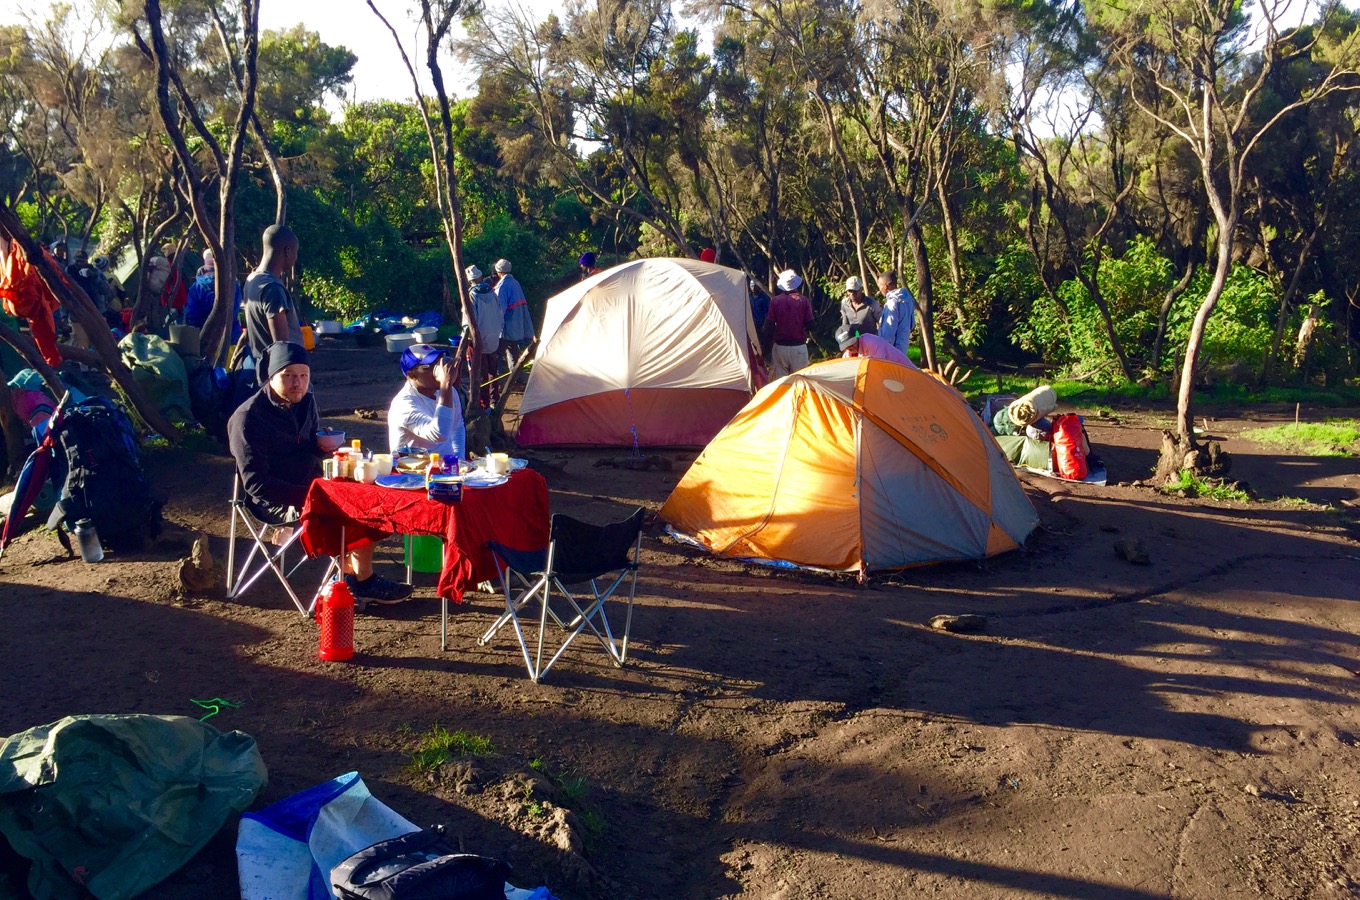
299;469;550;603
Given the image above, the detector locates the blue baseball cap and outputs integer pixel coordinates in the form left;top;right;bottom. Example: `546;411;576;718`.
400;343;447;377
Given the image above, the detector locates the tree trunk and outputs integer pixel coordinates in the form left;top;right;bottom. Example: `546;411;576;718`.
1158;227;1233;478
252;111;287;227
1153;428;1232;485
812;87;870;287
935;174;968;328
905;219;937;371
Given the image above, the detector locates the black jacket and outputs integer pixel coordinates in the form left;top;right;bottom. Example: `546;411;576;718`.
227;386;323;520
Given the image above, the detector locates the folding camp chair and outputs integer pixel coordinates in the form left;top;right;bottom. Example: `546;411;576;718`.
472;507;645;683
226;472;319;617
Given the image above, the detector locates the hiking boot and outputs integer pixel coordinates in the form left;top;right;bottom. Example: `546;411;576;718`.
345;574;413;605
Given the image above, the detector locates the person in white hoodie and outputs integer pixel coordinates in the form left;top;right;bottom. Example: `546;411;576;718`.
387;343;466;461
463;264;504;408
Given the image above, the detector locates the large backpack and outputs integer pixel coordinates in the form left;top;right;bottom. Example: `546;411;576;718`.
330;828;509;900
51;397;163;552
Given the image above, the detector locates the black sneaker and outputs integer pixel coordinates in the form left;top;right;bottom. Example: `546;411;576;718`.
345;574;413;605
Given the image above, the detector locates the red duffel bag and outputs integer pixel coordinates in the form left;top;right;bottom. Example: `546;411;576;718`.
1051;413;1089;480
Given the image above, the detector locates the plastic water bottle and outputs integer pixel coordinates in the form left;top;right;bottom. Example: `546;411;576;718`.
74;519;104;563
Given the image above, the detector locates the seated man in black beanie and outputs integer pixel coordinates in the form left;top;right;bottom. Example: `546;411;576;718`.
228;341;412;606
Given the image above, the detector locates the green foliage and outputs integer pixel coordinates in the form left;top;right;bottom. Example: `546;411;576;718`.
406;725;496;774
14;201;39;233
298;273;368;321
142;426;221;455
1161;471;1253;502
8;0;1359;387
464;213;548;296
257;26;356;129
1012;236;1173;379
983;242;1043;350
1013;235;1289;387
1240;420;1360;457
269;187;446;319
1168;265;1279;369
1191;382;1360;406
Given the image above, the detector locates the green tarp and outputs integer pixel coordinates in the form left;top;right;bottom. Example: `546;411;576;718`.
0;714;267;900
117;332;193;425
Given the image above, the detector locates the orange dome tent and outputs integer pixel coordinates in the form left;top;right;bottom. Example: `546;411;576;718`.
659;357;1039;572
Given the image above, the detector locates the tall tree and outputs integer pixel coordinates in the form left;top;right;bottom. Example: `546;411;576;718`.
131;0;260;363
1095;0;1360;477
462;0;699;254
367;0;496;449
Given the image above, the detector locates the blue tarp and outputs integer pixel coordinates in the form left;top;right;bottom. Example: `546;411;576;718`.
343;310;443;334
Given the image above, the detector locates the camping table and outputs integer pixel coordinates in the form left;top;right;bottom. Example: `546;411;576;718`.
299;469;550;606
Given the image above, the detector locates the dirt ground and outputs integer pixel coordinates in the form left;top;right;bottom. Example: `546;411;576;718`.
3;340;1360;899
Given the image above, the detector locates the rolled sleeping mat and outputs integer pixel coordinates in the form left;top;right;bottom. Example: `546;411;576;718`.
1006;385;1058;428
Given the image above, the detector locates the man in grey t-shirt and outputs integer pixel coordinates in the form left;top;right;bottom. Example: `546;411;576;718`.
244;225;302;379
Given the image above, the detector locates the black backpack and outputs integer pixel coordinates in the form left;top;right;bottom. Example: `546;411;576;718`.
331;828;509;900
51;397;163;553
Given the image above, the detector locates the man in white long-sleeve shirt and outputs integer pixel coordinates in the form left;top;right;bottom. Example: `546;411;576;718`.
876;270;917;358
387;343;466;460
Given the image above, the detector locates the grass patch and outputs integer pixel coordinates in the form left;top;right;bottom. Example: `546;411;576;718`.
530;757;590;802
1240;420;1360;457
406;725;496;773
955;371;1360;409
1196;382;1360;407
577;808;606;852
1161;470;1253;503
956;372;1166;405
529;757;606;851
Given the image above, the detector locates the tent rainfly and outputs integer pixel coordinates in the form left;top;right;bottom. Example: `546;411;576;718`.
660;357;1039;572
515;258;763;448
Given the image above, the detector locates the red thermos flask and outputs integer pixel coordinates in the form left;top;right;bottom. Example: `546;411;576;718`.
317;578;355;661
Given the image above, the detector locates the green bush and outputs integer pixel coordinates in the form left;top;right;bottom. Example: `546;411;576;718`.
1167;264;1278;369
298;273;368;321
1013;236;1172;380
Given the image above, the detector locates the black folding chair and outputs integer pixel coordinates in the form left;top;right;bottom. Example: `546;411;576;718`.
474;508;645;683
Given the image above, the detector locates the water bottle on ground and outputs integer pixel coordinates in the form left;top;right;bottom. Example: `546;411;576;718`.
74;518;104;563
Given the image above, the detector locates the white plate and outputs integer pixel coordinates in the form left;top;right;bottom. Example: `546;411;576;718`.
375;473;426;490
461;471;509;489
